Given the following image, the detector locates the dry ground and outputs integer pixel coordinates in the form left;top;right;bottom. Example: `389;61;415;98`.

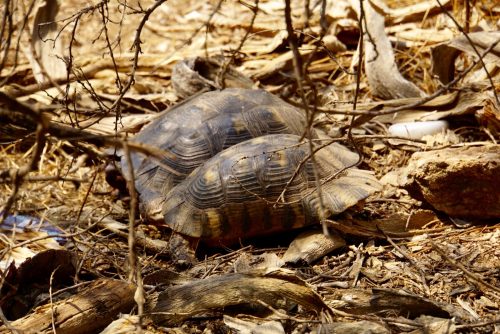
0;0;499;333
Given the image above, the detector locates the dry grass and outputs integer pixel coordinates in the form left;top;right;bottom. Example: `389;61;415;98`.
1;0;499;332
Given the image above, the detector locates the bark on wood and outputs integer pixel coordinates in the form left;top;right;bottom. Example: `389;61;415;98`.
146;271;328;325
29;0;66;83
359;1;425;99
0;279;136;334
171;56;254;98
332;288;470;321
282;230;346;264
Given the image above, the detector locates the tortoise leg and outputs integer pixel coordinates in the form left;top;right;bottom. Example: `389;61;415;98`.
105;163;129;196
168;232;199;266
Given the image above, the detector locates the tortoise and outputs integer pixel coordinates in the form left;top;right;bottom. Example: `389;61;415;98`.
161;134;382;263
116;88;318;220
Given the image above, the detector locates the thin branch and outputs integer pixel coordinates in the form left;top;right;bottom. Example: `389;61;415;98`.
284;0;327;232
217;0;259;89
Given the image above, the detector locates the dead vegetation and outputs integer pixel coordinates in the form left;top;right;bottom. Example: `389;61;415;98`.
0;0;499;333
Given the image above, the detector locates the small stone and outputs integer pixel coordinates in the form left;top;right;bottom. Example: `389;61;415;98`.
402;145;500;219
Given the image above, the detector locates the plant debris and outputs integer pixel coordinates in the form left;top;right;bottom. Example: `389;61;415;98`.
0;0;499;333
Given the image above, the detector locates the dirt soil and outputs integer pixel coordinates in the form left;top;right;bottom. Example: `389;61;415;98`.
0;0;499;333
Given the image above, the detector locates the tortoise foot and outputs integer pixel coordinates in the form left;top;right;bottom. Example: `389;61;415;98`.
169;232;198;267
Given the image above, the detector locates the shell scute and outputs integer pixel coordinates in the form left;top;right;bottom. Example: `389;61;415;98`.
119;89;309;219
163;134;381;244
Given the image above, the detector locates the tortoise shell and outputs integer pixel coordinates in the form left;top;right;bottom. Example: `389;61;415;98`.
162;134;381;245
121;89;310;219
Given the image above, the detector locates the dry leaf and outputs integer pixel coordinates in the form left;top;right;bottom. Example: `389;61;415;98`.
315;320;389;334
432;31;500;84
234;252;284;274
223;315;285;334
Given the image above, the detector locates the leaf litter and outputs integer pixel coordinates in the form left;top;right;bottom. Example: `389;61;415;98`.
0;0;499;332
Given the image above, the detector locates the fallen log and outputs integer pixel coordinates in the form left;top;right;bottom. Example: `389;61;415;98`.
0;279;136;334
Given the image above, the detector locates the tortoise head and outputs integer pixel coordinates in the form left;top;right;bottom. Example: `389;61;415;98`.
140;195;166;222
